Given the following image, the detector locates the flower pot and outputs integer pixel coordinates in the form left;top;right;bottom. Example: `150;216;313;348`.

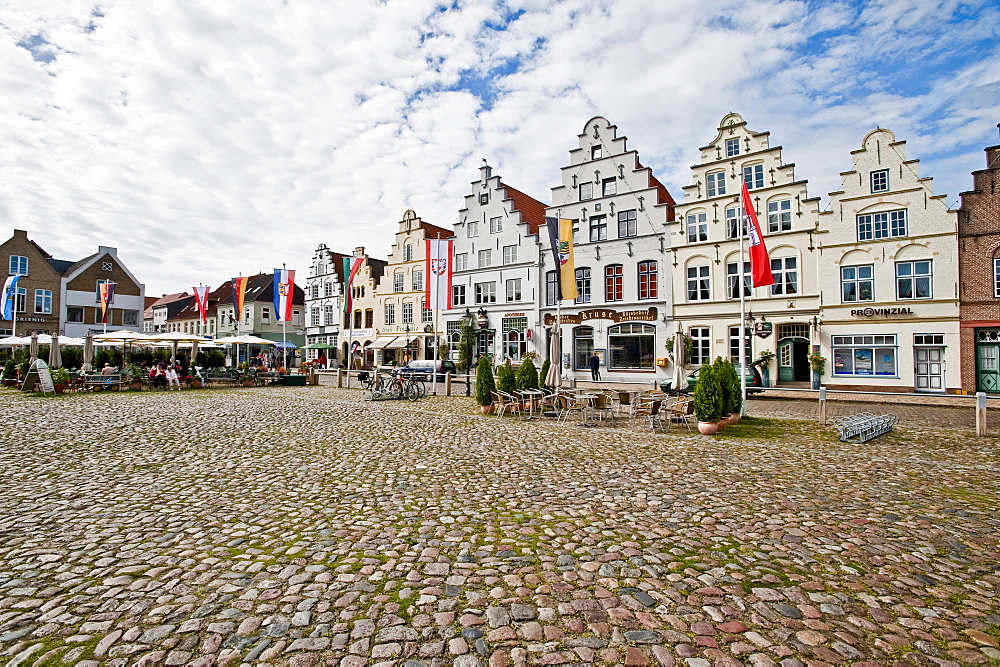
129;381;143;391
716;419;727;432
242;379;255;387
188;379;202;389
54;383;66;394
480;404;494;415
728;412;742;425
697;421;719;435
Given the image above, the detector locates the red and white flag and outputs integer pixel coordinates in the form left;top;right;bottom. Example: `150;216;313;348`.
425;239;453;310
741;181;774;288
342;257;364;316
99;281;116;324
192;285;210;325
273;268;295;322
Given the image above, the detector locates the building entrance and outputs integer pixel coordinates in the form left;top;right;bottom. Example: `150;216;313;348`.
976;329;1000;393
777;334;810;383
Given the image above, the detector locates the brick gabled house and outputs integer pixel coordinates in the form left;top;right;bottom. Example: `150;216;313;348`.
0;229;68;336
958;143;1000;392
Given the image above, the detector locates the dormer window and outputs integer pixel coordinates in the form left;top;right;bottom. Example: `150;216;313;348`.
591;146;602;159
725;138;740;157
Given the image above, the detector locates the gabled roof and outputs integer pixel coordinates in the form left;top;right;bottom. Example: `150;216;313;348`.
216;273;305;306
498;182;547;234
144;292;189;318
418;221;454;239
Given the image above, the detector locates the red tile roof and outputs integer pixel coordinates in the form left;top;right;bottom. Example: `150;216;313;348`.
499;182;547;235
418;221;454;239
635;157;676;218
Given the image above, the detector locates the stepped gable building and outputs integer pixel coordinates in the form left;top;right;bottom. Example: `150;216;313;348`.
371;210;453;366
443;162;547;365
957;142;1000;392
1;229;69;336
817;129;959;393
671;113;822;386
339;247;387;368
304;244;351;363
541;116;675;382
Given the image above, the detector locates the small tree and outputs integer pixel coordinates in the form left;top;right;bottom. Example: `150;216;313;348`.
693;362;724;423
496;362;517;395
716;357;742;415
539;357;551;389
475;354;496;406
2;359;15;380
458;321;476;375
516;357;539;390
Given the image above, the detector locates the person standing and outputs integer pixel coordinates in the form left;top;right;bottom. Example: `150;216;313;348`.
589;352;601;381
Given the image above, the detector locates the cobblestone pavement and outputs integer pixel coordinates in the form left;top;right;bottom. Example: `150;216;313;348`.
1;387;999;667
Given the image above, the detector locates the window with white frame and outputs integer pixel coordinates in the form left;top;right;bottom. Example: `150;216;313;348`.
311;284;319;299
871;169;889;193
575;267;591;304
742;164;764;189
321;304;331;325
726;206;745;239
8;255;27;276
638;260;657;300
453;284;466;306
706;171;726;197
503;317;528;361
402;302;414;324
467;220;478;237
725;138;740;157
605;264;623;301
691;327;710;366
490;216;502;233
403;244;413;261
591;146;602;159
857;209;907;240
477;249;491;268
34;289;52;314
393;273;404;292
687;265;710;301
479;192;488;206
579;182;593;200
422;303;432;323
311;308;320;326
767;199;792;232
995;258;1000;297
608;323;655;370
475;281;496;304
686;212;708;243
384;303;397;325
832;334;897;376
11;287;26;313
455;253;468;271
618;209;637;237
896;260;932;299
412;270;423;292
506;278;521;302
770;257;798;295
589;215;607;242
503;245;518;264
729;326;753;364
727;261;750;298
842;265;874;302
545;271;558;306
602;177;616;197
324;282;333;298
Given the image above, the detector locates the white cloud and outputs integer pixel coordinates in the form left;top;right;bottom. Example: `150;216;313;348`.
0;0;997;296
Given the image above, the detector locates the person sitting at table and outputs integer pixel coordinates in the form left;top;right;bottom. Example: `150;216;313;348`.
150;364;167;389
100;362;115;376
164;364;181;391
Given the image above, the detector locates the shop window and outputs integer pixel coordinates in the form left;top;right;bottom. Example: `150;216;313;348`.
608;323;655;370
832;335;898;376
503;317;528;361
574;326;594;369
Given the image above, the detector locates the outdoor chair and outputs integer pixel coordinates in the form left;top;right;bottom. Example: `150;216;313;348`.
592;392;615;424
554;393;586;424
631;398;664;432
492;391;522;419
616;391;637;417
666;399;695;432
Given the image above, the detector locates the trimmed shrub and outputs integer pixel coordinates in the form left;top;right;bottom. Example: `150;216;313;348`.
515;357;539;390
496;362;517;395
539;357;551;389
693;362;724;423
475;355;496;406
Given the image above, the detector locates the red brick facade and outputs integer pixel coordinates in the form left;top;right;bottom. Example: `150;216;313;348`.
957;145;1000;391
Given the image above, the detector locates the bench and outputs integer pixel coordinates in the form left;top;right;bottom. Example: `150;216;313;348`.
833;412;897;442
83;374;124;391
204;370;240;387
255;372;282;386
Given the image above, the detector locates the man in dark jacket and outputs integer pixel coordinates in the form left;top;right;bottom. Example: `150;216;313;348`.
589;352;600;381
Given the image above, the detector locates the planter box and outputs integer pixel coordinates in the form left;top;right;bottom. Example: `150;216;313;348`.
282;375;307;386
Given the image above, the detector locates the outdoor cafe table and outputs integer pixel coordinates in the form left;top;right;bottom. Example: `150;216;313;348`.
575;393;600;426
518;389;545;419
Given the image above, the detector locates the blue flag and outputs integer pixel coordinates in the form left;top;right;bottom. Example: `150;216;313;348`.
2;275;19;320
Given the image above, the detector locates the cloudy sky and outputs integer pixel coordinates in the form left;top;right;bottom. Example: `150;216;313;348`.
2;0;998;296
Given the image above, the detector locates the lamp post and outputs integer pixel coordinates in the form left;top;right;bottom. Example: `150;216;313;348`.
404;324;411;364
810;316;822;390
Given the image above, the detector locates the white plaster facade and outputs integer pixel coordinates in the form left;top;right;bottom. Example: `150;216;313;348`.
541;116;675;382
304;243;348;363
442;163;547;364
817;129;960;392
671;113;822;386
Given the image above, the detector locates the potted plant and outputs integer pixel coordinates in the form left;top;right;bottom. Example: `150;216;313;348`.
539;357;551;391
692;362;724;435
475;354;496;414
718;358;743;424
124;363;146;390
2;360;16;387
51;367;70;394
187;371;202;389
516;357;539;391
496;362;516;396
754;350;775;388
808;350;826;390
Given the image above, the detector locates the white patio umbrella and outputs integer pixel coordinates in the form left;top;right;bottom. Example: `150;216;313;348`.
0;336;31;346
148;331;204;364
544;327;562;390
82;331;94;372
671;325;688;393
92;330;153;364
48;334;62;369
215;335;275;367
29;333;38;363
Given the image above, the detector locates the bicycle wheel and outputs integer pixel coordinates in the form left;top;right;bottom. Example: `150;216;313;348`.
413;379;427;398
405;380;421;401
387;380;403;400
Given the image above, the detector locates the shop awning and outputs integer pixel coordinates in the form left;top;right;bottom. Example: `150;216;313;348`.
369;336;398;349
384;337;416;349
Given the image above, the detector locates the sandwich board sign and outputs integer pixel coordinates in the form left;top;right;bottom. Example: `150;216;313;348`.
20;359;55;395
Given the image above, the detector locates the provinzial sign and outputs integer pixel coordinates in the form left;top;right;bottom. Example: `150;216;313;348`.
850;307;914;317
543;307;658;325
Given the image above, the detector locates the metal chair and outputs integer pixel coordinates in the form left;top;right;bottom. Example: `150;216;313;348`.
666;399;695;432
592;391;615;424
554;393;586;424
631;398;664;432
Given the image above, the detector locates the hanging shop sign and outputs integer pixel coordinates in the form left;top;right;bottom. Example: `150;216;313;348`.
543;307;658;325
754;322;773;338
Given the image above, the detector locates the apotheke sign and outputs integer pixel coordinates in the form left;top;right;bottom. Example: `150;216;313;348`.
850;307;914;317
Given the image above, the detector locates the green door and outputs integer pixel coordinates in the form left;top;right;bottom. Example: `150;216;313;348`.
977;343;1000;393
778;340;794;382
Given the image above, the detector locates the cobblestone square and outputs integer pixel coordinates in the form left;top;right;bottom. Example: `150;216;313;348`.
1;387;998;666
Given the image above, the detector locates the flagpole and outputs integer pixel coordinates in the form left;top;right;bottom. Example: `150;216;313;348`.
282;264;288;372
739;185;748;416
